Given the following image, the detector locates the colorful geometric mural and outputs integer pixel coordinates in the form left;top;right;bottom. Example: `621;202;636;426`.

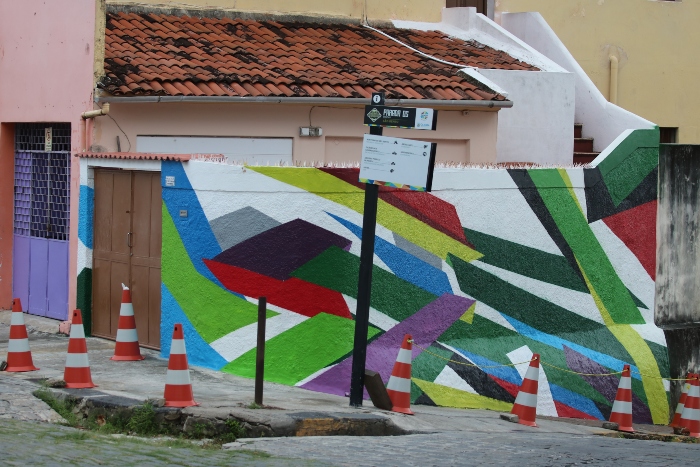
150;130;668;424
74;129;667;423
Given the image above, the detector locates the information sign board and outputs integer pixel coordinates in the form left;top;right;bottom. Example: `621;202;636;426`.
359;134;436;191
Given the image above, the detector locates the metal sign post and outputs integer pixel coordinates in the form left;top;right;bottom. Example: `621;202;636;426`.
349;92;438;407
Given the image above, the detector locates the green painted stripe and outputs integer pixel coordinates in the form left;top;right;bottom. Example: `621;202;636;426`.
603;147;659;206
411;345;451;384
249;166;482;263
292;246;437;322
162;206;276;343
464;228;587;292
645;340;670;379
222;312;381;385
596;128;659;178
527;169;644;324
76;268;92;337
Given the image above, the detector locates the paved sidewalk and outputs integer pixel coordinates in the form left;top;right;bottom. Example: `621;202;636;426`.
0;311;678;441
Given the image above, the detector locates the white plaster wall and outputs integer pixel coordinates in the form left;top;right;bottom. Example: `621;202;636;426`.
393;8;574;164
479;69;574;164
92;102;499;164
499;12;656;152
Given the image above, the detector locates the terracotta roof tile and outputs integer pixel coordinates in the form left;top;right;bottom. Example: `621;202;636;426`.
101;12;536;101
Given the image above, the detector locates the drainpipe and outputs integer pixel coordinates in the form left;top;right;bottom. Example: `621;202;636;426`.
609;56;619;104
80;103;110;152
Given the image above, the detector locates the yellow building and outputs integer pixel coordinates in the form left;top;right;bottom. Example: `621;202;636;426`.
495;0;699;144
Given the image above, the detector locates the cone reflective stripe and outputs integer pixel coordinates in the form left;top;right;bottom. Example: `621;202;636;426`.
510;354;540;427
63;309;96;388
386;334;414;415
164;323;198;407
609;364;633;432
670;373;692;428
679;374;700;438
111;284;144;361
4;298;39;372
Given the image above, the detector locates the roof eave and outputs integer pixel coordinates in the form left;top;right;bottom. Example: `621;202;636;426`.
94;95;513;110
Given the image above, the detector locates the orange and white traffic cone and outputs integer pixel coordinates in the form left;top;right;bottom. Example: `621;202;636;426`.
111;284;144;361
4;298;39;372
164;323;198;408
609;364;634;433
670;373;692;428
510;353;540;427
679;373;700;438
63;309;96;388
386;334;414;415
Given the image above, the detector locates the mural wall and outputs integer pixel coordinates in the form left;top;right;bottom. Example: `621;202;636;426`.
154;129;668;424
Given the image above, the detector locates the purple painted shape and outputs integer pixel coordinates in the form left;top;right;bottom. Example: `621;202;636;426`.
212;218;352;280
563;345;652;424
46;240;69;320
302;293;474;398
28;238;48;316
12;235;31;310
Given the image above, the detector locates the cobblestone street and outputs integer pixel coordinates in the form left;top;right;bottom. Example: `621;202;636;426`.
0;418;328;467
230;431;699;466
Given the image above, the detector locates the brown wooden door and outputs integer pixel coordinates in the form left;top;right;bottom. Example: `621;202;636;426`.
92;169;162;348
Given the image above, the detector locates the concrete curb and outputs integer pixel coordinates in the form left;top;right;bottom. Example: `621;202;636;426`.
39;386;412;438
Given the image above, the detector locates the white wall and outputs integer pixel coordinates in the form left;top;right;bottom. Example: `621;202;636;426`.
500;12;656;152
394;8;574;164
480;69;574;164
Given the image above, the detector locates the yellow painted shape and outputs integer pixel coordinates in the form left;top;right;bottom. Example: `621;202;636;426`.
578;261;669;424
413;378;513;412
557;168;585;216
460;302;476;324
250;167;482;263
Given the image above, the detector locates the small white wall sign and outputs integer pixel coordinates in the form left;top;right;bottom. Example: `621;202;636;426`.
359;134;435;191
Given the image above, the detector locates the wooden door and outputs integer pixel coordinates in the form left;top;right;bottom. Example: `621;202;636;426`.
92;169;162;348
130;172;162;348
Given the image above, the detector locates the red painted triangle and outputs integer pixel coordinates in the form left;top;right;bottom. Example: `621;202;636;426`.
602;200;656;280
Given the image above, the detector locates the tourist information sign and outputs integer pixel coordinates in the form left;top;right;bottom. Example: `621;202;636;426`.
349;92;438;408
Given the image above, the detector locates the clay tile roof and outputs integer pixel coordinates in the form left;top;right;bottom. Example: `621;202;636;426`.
100;12;538;101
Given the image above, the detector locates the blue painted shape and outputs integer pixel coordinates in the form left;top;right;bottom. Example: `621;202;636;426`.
78;185;94;249
161;161;226;288
501;314;641;380
453;347;523;385
326;212;452;296
549;383;605;420
161;283;227;370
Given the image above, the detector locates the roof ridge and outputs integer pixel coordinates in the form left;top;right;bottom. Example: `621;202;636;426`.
105;3;393;28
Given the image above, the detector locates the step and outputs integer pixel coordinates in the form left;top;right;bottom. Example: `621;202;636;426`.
574;138;594;153
574;123;583;139
573;152;600;164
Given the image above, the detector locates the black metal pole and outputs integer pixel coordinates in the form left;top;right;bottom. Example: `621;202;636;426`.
349;125;382;407
254;296;267;406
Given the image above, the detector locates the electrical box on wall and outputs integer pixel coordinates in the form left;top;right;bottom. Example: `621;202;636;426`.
300;127;323;137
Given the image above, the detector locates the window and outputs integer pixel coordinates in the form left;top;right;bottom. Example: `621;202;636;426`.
660;127;678;144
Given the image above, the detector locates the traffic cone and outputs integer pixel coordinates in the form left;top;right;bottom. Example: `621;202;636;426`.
679;373;700;438
386;334;414;415
63;309;96;388
164;323;198;407
4;298;39;372
510;353;540;427
111;284;144;361
670;373;692;428
609;364;633;433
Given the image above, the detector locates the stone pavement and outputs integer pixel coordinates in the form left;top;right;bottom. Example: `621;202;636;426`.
1;311;697;466
0;418;328;466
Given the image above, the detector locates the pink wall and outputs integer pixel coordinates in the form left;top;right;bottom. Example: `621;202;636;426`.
0;0;97;311
92;103;499;164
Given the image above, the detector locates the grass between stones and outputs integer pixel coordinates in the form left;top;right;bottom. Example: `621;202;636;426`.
32;388;248;448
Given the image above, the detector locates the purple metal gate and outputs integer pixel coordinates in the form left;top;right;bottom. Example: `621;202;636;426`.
12;124;71;320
